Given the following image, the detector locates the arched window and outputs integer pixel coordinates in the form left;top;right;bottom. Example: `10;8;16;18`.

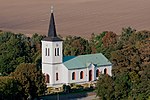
45;74;49;83
104;68;107;74
56;73;58;81
72;72;75;80
89;70;92;81
80;71;84;79
96;69;100;77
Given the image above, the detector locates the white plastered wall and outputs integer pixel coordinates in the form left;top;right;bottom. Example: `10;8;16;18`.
68;64;96;83
68;68;87;83
97;65;112;76
41;40;63;64
42;63;69;87
42;64;54;87
68;64;112;84
53;64;69;85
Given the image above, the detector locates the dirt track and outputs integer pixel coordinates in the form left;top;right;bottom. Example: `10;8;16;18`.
0;0;150;38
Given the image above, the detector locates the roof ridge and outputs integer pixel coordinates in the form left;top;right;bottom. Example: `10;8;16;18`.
77;53;102;57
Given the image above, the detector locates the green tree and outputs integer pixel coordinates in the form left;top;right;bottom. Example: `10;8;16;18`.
89;31;117;59
91;31;106;52
0;32;31;75
96;74;114;100
121;27;136;42
0;32;45;75
111;29;150;99
96;29;150;100
31;33;45;52
12;63;47;100
0;76;21;100
63;36;91;56
114;72;131;100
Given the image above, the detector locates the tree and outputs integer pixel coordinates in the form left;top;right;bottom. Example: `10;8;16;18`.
63;36;91;56
102;31;117;47
0;76;21;100
113;72;131;100
62;84;71;93
121;27;136;42
96;74;114;100
91;31;106;52
12;63;47;100
0;32;31;75
31;33;45;52
96;29;150;100
89;31;118;59
110;29;150;99
0;32;45;75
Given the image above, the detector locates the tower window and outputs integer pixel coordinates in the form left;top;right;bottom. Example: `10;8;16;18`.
72;72;75;80
45;48;50;56
57;48;59;56
45;48;47;56
55;48;57;56
55;48;59;56
56;73;58;81
48;48;50;56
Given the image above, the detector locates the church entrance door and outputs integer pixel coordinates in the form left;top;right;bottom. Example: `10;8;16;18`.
89;70;92;81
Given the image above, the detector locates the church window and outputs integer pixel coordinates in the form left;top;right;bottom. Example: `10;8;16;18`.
104;68;107;74
56;73;58;81
55;48;56;56
45;74;49;83
57;48;59;56
55;48;59;56
72;72;75;80
96;69;100;77
80;71;84;79
48;48;50;56
45;48;47;56
45;48;50;56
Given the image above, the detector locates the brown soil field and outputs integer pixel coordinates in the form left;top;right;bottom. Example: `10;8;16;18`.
0;0;150;38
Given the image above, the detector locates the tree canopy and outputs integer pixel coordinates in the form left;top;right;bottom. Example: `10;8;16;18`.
12;63;47;100
96;27;150;100
0;76;21;100
0;27;149;99
0;32;45;75
63;36;91;56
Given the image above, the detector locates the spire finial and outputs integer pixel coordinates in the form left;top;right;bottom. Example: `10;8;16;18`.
51;6;54;13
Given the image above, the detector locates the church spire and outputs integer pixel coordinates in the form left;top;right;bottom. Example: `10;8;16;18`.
48;6;57;37
43;6;62;41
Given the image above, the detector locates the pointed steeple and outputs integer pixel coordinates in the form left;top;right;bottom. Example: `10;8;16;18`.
43;6;62;41
48;6;57;37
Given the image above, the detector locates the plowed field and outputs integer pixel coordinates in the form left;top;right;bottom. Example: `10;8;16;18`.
0;0;150;38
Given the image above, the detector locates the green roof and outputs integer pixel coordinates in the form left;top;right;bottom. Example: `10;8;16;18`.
63;53;112;70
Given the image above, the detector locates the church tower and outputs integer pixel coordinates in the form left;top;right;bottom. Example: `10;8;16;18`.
41;8;63;86
42;9;63;64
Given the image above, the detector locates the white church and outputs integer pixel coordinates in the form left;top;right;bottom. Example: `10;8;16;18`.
42;10;112;87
